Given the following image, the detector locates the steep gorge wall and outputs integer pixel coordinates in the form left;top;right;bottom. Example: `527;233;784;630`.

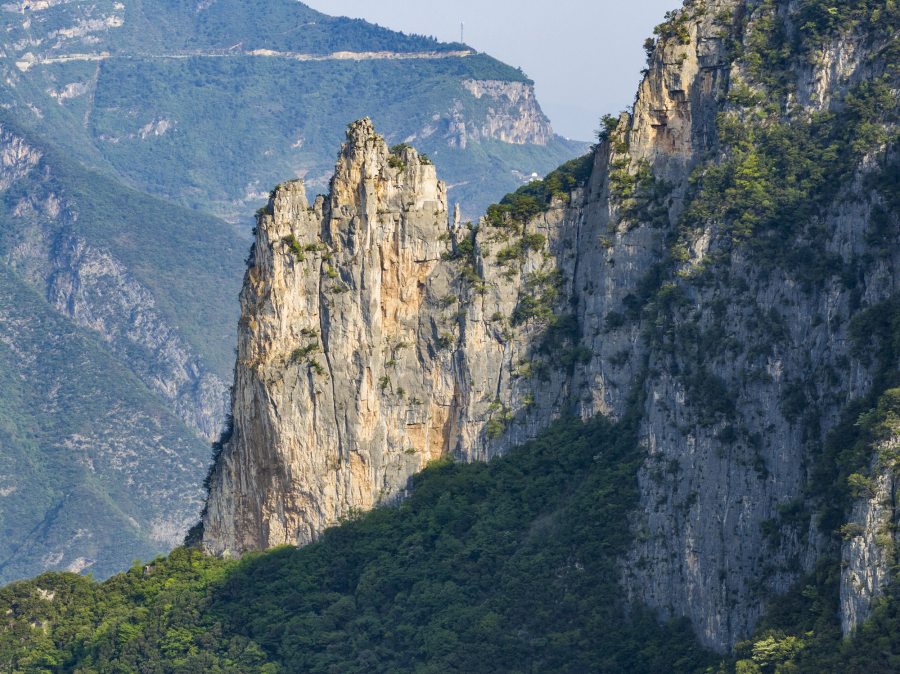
204;0;899;651
612;1;899;647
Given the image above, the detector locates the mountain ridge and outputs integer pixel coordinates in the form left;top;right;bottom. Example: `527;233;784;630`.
202;0;899;651
0;0;577;221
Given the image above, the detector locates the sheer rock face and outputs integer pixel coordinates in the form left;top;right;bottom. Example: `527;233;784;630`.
204;0;898;652
0;126;42;190
203;119;586;557
840;439;900;636
203;120;458;553
456;80;554;146
611;3;898;649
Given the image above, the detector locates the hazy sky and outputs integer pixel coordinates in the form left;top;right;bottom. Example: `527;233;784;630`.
306;0;680;140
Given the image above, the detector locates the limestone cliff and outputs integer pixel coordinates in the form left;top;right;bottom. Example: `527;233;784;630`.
449;80;554;147
840;437;899;636
204;0;898;651
203;121;457;552
0;0;582;584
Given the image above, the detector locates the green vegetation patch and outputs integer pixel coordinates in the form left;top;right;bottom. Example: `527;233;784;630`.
734;560;900;673
0;417;720;673
485;153;593;228
682;76;897;277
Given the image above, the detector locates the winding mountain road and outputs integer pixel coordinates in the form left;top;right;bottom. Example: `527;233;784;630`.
15;48;474;71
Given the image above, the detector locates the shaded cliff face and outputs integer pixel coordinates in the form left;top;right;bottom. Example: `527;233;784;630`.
205;0;898;651
610;1;898;648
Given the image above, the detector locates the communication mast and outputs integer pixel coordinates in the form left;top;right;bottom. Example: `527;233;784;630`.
460;22;464;44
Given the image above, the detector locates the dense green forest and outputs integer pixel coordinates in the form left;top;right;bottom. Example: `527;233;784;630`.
116;0;467;55
0;416;713;672
1;415;898;672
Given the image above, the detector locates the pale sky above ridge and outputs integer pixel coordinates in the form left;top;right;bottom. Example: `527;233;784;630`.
306;0;680;140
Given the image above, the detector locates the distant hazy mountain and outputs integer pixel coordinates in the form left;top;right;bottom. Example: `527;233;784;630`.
1;0;585;220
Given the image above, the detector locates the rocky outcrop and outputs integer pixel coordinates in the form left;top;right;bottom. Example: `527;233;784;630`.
451;80;554;147
0;125;42;189
203;120;457;553
205;0;898;652
404;79;557;151
841;432;899;634
204;117;602;556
